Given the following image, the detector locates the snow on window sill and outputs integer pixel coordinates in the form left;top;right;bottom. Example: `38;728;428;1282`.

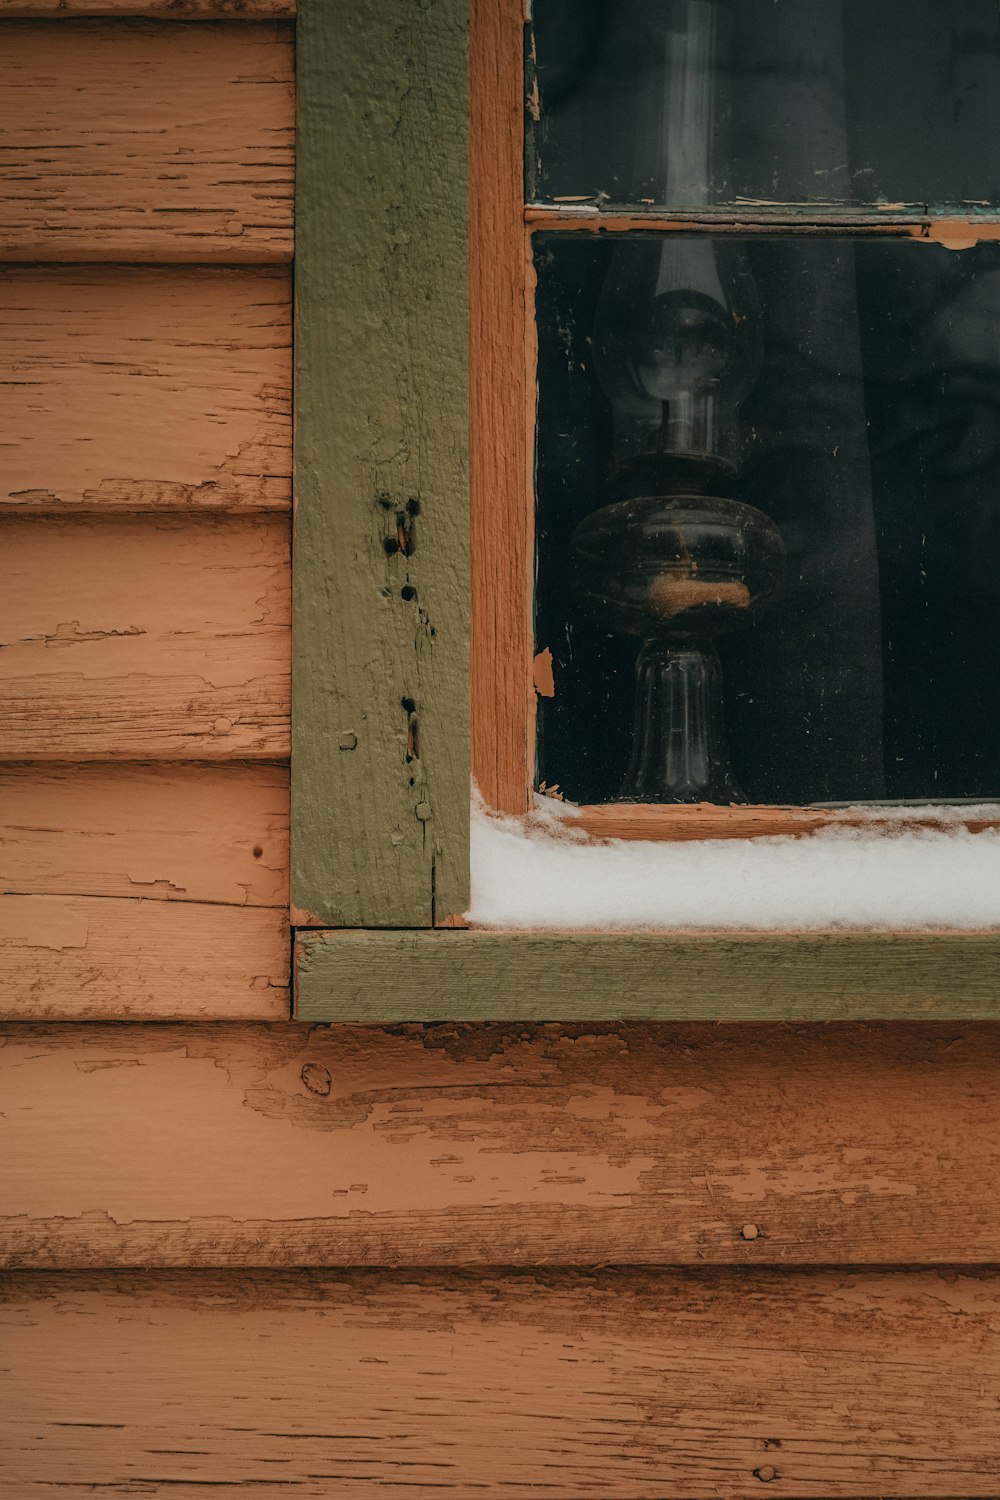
468;791;1000;931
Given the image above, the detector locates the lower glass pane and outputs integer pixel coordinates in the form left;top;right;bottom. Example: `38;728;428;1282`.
533;233;1000;805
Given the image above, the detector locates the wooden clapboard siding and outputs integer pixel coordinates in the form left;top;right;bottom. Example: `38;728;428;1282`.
1;267;291;513
1;897;288;1018
1;0;293;13
0;19;294;1010
0;21;293;262
4;1021;999;1266
0;764;288;1017
3;1267;1000;1497
1;764;287;906
0;514;290;759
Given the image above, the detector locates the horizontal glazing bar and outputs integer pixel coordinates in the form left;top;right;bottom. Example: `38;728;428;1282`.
525;207;1000;244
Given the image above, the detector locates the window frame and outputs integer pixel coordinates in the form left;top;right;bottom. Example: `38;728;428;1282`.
292;0;1000;1021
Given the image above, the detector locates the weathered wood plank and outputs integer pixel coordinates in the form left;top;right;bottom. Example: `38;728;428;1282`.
1;0;293;13
3;1021;999;1265
0;514;289;759
0;764;288;1018
1;763;287;907
1;268;291;513
0;22;293;263
296;928;1000;1020
293;0;470;926
0;898;287;1018
3;1267;999;1496
470;0;535;816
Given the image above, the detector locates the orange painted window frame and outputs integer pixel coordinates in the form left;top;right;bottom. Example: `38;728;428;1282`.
470;0;1000;843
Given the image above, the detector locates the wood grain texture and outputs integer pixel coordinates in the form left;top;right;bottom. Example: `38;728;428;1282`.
0;514;290;759
293;0;470;927
0;897;288;1018
1;268;291;513
0;21;293;262
526;206;1000;236
471;0;535;816
1;763;287;906
296;928;1000;1021
1;0;293;13
572;801;1000;841
4;1021;1000;1266
3;1267;1000;1496
0;764;288;1016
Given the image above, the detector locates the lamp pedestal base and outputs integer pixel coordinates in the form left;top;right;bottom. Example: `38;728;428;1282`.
622;639;744;803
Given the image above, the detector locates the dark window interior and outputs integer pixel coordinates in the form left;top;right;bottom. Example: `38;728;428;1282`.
534;233;1000;805
529;0;1000;211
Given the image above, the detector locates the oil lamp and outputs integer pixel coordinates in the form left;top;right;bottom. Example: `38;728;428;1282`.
570;0;784;802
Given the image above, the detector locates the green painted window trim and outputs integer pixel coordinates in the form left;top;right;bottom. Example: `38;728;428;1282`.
292;0;999;1021
296;930;1000;1022
293;0;471;930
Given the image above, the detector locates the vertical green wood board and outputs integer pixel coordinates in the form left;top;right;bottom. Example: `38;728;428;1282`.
293;0;471;927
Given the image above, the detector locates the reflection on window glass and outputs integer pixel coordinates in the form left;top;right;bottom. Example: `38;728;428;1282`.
534;235;1000;804
528;0;1000;211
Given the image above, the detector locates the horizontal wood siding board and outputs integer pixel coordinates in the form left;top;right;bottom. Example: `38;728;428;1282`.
293;0;470;927
0;764;288;1017
0;899;288;1018
0;0;294;13
0;763;288;908
4;1021;999;1265
3;1268;1000;1496
295;928;1000;1020
0;21;293;262
1;268;291;513
0;514;290;759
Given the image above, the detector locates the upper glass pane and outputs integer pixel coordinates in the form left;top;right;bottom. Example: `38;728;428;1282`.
528;0;1000;212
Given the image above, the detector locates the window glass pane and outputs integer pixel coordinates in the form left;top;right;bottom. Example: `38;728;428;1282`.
528;0;1000;212
534;233;1000;804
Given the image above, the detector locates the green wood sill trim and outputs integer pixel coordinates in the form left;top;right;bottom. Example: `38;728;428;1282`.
294;929;1000;1022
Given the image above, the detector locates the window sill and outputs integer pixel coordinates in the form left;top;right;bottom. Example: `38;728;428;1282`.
294;929;1000;1022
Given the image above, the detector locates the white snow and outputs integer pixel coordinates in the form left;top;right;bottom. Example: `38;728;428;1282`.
468;792;1000;930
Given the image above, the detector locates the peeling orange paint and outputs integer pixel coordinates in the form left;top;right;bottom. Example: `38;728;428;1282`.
532;646;555;697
